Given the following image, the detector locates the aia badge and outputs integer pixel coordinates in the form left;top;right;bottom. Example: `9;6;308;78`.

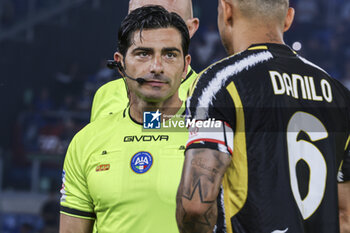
130;151;153;174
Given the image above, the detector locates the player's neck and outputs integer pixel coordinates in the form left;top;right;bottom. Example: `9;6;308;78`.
231;21;284;54
129;93;183;123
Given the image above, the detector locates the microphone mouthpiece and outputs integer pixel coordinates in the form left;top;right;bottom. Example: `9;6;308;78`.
136;78;146;84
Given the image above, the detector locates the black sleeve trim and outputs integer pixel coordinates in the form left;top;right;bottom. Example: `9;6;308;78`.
60;206;96;218
223;123;228;150
342;149;350;182
185;142;221;153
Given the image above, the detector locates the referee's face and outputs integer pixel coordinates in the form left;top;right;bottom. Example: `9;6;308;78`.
118;27;191;103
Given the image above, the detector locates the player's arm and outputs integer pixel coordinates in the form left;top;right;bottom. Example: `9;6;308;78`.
60;214;94;233
339;181;350;233
339;138;350;233
176;148;231;233
177;68;236;232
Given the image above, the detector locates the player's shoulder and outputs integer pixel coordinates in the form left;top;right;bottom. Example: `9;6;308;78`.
297;55;350;99
295;54;332;80
197;49;272;83
188;49;260;99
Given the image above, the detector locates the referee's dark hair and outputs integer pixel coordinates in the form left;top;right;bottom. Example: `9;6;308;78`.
118;5;190;57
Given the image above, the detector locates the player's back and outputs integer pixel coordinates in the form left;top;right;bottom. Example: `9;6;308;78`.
191;43;350;233
230;44;349;233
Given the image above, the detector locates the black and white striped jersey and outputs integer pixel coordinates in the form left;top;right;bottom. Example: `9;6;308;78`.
186;43;350;233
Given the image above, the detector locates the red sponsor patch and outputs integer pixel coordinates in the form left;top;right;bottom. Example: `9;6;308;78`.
96;164;110;172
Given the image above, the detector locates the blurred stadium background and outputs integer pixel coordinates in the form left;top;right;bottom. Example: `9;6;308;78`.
0;0;349;232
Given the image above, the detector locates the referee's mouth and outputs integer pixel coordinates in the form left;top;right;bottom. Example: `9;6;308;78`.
144;80;168;87
141;74;170;87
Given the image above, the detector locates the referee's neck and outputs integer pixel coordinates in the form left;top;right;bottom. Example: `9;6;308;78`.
129;94;183;123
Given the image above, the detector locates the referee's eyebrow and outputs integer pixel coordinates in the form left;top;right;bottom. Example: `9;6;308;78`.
131;47;181;52
131;47;182;55
131;47;153;53
162;47;182;54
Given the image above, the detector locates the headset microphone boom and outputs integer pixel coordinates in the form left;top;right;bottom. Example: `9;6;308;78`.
107;60;146;84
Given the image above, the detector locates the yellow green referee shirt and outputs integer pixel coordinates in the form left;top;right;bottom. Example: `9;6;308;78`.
90;66;197;122
60;105;187;233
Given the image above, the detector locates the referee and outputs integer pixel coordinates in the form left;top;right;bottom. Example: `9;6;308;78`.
90;0;199;122
176;0;350;232
60;6;191;233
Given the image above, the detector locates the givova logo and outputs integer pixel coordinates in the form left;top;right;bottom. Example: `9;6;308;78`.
130;151;153;174
143;110;161;129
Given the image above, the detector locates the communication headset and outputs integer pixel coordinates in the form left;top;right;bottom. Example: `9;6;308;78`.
107;60;146;84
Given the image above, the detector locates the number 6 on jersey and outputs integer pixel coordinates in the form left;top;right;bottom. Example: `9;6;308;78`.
287;112;328;220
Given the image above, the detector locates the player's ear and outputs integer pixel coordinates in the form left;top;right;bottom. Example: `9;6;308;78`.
183;54;192;78
221;0;233;27
284;7;295;32
186;18;200;38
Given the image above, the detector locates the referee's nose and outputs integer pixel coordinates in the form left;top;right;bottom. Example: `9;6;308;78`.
150;55;164;74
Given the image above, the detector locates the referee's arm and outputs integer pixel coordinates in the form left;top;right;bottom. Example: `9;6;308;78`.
60;214;94;233
59;133;96;233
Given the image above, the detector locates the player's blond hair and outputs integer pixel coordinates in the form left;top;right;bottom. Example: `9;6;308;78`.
129;0;193;20
233;0;289;23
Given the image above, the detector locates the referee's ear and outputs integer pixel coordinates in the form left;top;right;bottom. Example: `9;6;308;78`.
182;54;192;78
283;7;295;32
114;52;125;75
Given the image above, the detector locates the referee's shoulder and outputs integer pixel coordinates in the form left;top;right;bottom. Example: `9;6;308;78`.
73;110;123;143
94;78;125;97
